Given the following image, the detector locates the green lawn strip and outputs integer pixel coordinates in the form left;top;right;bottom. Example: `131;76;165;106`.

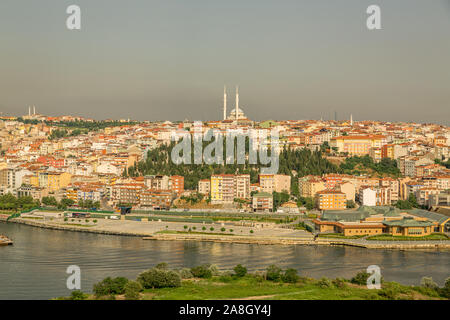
366;233;449;241
318;233;365;239
156;230;235;236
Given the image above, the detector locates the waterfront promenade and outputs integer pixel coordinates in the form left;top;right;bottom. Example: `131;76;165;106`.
2;213;449;250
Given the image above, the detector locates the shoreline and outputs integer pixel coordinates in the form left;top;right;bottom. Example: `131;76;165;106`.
2;215;450;250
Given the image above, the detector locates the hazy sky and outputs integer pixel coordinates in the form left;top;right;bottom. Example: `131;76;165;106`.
0;0;449;124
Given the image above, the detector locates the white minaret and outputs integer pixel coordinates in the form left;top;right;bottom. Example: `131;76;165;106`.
28;106;31;116
33;105;36;115
350;114;353;126
235;86;239;122
223;86;227;120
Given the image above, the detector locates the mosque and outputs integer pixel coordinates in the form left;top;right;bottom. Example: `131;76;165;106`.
222;86;252;125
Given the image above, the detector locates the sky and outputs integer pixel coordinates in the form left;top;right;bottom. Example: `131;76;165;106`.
0;0;449;124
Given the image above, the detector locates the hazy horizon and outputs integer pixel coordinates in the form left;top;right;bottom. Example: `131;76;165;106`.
1;0;449;125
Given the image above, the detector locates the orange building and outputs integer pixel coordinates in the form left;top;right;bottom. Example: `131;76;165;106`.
315;190;346;210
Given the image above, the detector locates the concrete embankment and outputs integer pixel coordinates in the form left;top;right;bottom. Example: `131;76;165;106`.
2;215;450;250
145;233;450;250
0;215;147;237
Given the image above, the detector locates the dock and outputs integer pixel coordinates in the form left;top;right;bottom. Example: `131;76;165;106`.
0;234;13;246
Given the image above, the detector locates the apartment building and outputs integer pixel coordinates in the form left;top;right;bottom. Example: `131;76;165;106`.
210;174;250;204
315;190;346;210
298;176;326;198
198;179;210;195
330;135;386;156
139;190;172;210
252;192;273;212
259;174;291;194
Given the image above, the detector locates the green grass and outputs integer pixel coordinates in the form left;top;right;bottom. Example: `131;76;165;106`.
318;233;366;239
62;223;95;228
156;230;235;236
140;276;441;300
366;233;449;241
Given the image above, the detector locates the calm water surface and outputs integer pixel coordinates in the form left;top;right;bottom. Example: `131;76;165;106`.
0;222;449;299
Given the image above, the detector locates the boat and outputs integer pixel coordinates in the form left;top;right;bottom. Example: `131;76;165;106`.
0;234;13;246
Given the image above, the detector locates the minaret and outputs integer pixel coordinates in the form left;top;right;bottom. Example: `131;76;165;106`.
235;86;239;122
350;114;353;126
28;106;31;116
33;106;36;115
223;86;227;120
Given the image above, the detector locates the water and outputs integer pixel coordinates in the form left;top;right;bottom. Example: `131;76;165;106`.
0;222;449;299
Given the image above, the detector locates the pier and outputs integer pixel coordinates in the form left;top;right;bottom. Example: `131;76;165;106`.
0;234;13;246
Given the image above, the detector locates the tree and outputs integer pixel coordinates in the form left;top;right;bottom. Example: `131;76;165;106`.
346;200;356;209
93;277;129;297
282;269;299;283
124;281;143;300
190;264;213;279
42;196;58;207
351;271;370;286
137;268;181;289
233;264;247;278
266;265;282;281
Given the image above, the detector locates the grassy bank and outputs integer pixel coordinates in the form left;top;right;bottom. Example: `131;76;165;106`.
59;263;450;301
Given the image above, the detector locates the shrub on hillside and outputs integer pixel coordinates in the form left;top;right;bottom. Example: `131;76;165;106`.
124;281;143;300
351;271;370;286
332;278;347;289
420;277;438;289
282;269;299;283
137;268;181;289
177;268;193;279
266;265;283;281
93;277;129;296
155;262;169;270
317;277;333;288
190;264;213;278
70;290;88;300
233;264;247;278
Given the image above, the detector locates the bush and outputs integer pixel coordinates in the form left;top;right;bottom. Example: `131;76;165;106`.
317;277;333;288
332;278;347;289
202;226;206;231
233;264;247;278
351;271;370;286
441;277;450;299
93;277;129;296
218;274;233;283
93;219;97;223
70;290;88;300
221;227;226;232
64;217;68;222
177;268;193;279
209;264;220;276
250;230;254;234
137;268;181;289
210;227;214;231
124;281;143;300
420;277;438;289
282;268;299;283
155;262;169;270
230;229;233;232
184;225;188;230
266;265;282;281
378;287;398;300
190;264;213;279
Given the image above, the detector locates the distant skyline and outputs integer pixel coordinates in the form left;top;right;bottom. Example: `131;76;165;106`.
1;0;449;125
